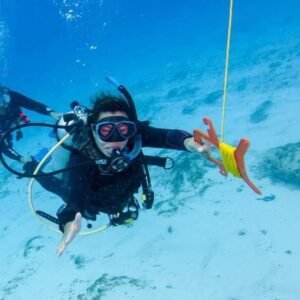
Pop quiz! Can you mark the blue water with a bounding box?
[1,1,300,299]
[1,0,297,109]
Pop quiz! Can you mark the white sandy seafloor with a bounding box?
[1,11,300,300]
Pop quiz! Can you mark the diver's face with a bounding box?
[92,111,129,157]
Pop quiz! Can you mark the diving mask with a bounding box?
[92,116,136,142]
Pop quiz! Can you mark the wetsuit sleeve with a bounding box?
[140,124,192,151]
[56,154,87,232]
[8,89,54,115]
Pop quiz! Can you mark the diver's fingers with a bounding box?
[192,141,211,160]
[64,213,82,245]
[184,137,199,152]
[74,212,82,228]
[196,141,211,153]
[184,137,211,155]
[57,240,66,257]
[57,233,72,257]
[57,213,82,257]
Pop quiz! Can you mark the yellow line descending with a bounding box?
[221,0,234,142]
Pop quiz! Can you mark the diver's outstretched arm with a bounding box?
[57,212,82,257]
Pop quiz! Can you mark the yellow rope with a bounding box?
[221,0,234,142]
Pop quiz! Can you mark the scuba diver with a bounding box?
[7,78,208,257]
[0,85,60,163]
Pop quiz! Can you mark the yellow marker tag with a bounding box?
[219,142,241,178]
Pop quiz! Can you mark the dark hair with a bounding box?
[89,94,132,124]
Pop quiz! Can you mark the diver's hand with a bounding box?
[57,212,82,257]
[49,111,62,120]
[184,137,210,158]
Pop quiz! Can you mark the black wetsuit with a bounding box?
[34,124,192,231]
[0,88,54,161]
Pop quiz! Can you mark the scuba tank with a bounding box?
[50,101,90,179]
